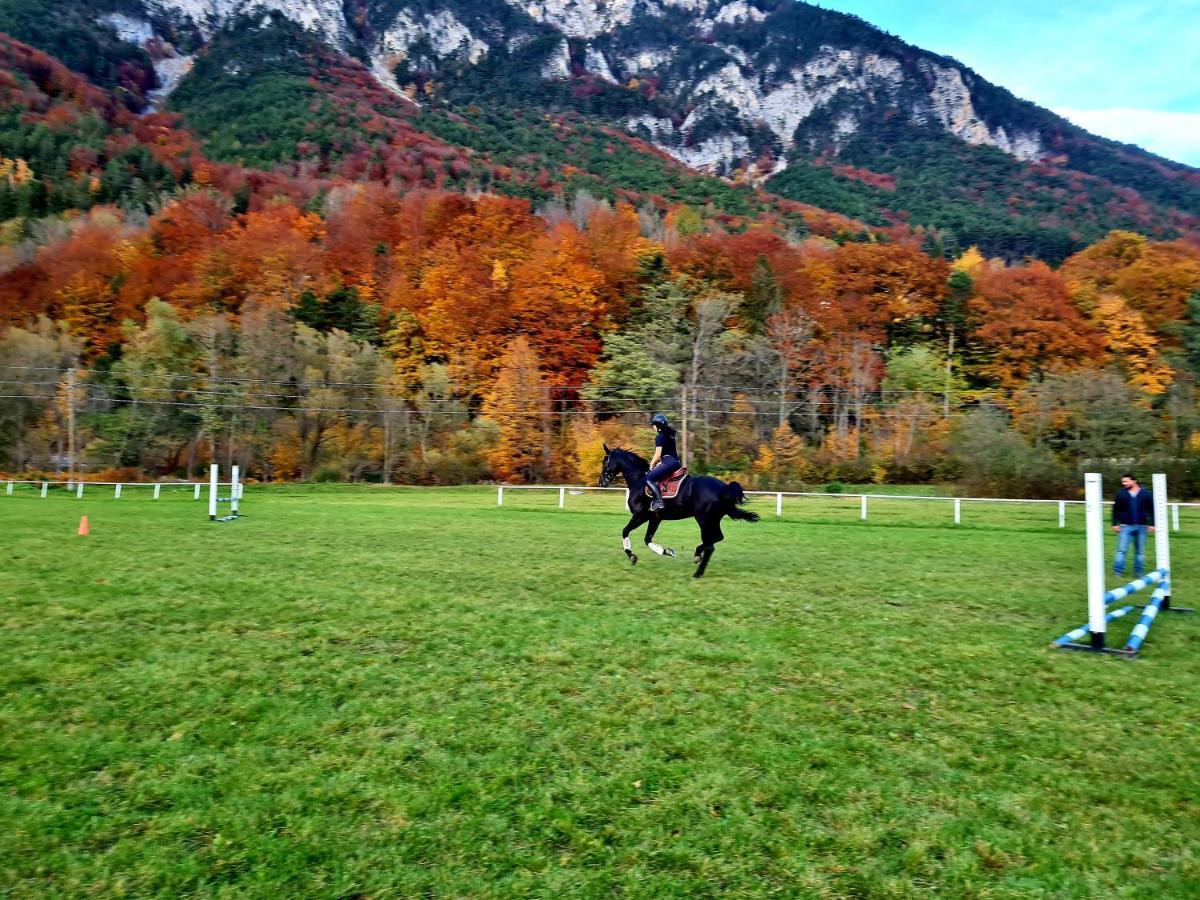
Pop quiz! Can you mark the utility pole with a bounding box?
[680,385,689,466]
[66,367,76,486]
[944,324,955,419]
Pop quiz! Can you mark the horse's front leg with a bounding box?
[621,513,648,565]
[644,517,676,559]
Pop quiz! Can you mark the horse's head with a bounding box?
[598,443,620,487]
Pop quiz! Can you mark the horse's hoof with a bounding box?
[693,555,702,565]
[665,548,676,559]
[692,570,704,579]
[630,554,638,566]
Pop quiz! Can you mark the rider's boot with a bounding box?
[648,479,665,512]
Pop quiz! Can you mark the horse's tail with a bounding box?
[722,481,760,522]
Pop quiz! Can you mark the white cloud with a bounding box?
[1055,107,1200,168]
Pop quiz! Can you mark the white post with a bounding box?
[209,463,218,521]
[40,482,48,499]
[860,495,868,521]
[497,486,504,507]
[776,492,783,518]
[114,484,121,499]
[1153,474,1170,580]
[1059,501,1066,529]
[193,483,202,501]
[954,498,961,525]
[1171,503,1180,533]
[5,481,12,495]
[231,465,240,517]
[558,487,565,509]
[153,483,161,500]
[1084,473,1107,650]
[76,482,84,499]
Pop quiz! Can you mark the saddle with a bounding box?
[645,467,689,501]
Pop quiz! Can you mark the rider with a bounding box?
[646,413,680,512]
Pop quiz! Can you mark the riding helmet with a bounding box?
[650,413,670,428]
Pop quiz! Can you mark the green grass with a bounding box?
[2,485,1199,898]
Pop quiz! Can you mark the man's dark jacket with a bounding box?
[1112,488,1155,526]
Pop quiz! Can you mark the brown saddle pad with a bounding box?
[645,467,689,500]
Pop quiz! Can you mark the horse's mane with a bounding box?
[609,446,649,470]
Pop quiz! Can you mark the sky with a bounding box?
[812,1,1200,167]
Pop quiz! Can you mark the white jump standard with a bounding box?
[1052,473,1192,657]
[208,463,242,523]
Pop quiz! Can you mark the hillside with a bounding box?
[0,0,1195,262]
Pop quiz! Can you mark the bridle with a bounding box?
[599,456,619,488]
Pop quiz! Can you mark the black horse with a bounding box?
[598,444,760,578]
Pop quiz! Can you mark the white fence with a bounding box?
[495,484,1188,532]
[4,478,1188,533]
[2,479,240,501]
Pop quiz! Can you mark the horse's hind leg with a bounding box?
[693,519,723,578]
[644,517,676,559]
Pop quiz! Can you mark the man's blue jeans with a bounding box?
[1114,525,1148,577]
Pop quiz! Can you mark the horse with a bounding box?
[598,444,760,578]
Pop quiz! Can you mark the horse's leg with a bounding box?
[622,513,648,565]
[693,518,724,579]
[644,517,676,559]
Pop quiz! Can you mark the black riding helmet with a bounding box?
[650,413,670,429]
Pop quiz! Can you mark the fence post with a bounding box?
[954,498,961,525]
[1172,503,1180,532]
[776,492,783,518]
[231,465,240,518]
[5,481,12,495]
[559,487,565,509]
[497,486,504,507]
[1059,501,1066,529]
[860,495,868,521]
[114,484,121,499]
[76,482,84,499]
[209,464,218,521]
[193,483,201,501]
[153,483,161,500]
[40,482,48,499]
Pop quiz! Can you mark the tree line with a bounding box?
[2,184,1199,497]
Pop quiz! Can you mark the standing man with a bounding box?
[1112,473,1156,577]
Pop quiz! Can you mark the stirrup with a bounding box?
[650,498,665,511]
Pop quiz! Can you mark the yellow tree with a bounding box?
[481,337,552,483]
[771,423,811,485]
[951,245,986,278]
[1093,294,1173,394]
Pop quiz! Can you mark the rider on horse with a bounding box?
[646,413,681,512]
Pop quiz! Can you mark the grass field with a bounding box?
[2,484,1199,898]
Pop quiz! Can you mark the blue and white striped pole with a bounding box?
[1123,581,1168,654]
[1104,569,1167,605]
[1052,605,1136,647]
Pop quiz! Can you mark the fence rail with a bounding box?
[495,484,1188,531]
[3,479,239,500]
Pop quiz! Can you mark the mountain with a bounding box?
[1,0,1199,261]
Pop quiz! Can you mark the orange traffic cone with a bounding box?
[77,515,89,536]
